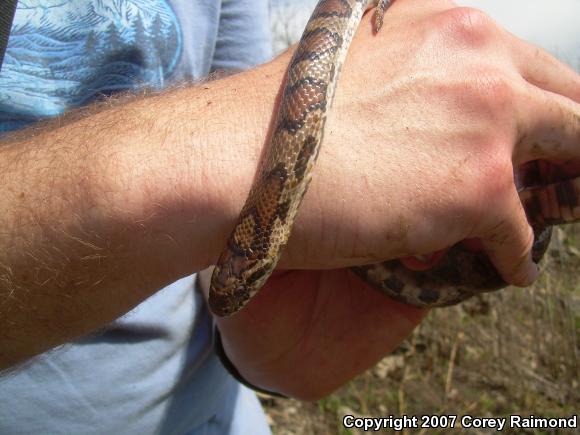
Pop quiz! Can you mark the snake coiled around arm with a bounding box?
[209,0,579,317]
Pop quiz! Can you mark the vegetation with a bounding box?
[262,225,579,433]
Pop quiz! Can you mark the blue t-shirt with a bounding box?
[0,1,273,434]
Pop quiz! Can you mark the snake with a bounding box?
[208,0,580,317]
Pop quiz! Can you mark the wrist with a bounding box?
[95,54,292,273]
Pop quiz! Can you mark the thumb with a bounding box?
[480,190,539,287]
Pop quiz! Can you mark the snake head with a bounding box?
[209,249,254,316]
[209,248,276,316]
[208,281,250,317]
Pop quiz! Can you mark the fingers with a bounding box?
[505,34,580,164]
[515,83,580,163]
[511,38,580,103]
[480,189,539,287]
[399,248,448,271]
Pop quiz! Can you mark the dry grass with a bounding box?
[262,225,579,434]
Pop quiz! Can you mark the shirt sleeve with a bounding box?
[211,0,273,71]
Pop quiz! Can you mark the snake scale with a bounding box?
[209,0,579,317]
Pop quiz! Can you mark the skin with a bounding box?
[0,0,579,399]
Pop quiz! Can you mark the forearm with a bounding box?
[0,56,288,369]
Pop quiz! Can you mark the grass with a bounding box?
[261,225,579,434]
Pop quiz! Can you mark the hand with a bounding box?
[268,0,580,286]
[208,0,580,398]
[201,268,426,400]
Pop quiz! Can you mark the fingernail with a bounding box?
[521,262,539,287]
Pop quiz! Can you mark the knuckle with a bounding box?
[509,222,535,259]
[476,70,515,106]
[483,220,534,286]
[476,155,515,202]
[509,229,535,284]
[523,224,536,252]
[460,69,516,117]
[439,68,515,114]
[438,7,496,47]
[462,156,512,229]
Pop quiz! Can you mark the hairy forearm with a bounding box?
[0,57,288,369]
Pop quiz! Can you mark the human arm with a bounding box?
[1,0,579,389]
[0,67,283,369]
[205,0,580,400]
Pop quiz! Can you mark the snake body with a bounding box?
[208,0,571,317]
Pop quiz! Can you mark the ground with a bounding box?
[261,226,579,434]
